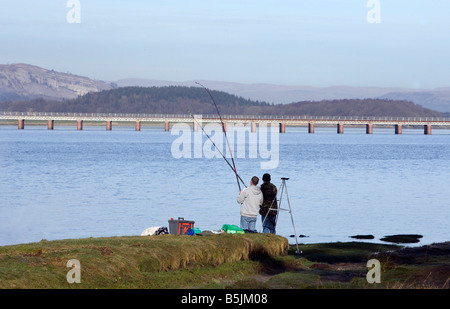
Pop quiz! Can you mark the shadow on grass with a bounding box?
[293,242,401,264]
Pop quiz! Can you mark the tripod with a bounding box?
[262,177,301,254]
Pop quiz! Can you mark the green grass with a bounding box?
[1,236,448,289]
[0,233,288,289]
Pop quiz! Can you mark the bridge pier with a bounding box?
[164,121,169,132]
[47,120,54,130]
[366,123,373,134]
[106,121,112,131]
[222,122,227,133]
[251,122,257,133]
[424,124,432,135]
[18,119,25,130]
[308,123,314,134]
[279,123,286,133]
[337,123,344,134]
[395,124,402,134]
[77,120,83,130]
[135,121,141,131]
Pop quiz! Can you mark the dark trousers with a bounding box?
[261,215,276,234]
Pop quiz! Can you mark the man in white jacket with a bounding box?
[237,176,263,232]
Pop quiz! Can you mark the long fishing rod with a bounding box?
[195,82,242,191]
[189,111,247,189]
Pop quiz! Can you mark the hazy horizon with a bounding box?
[1,1,450,89]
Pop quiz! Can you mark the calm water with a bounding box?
[1,125,449,246]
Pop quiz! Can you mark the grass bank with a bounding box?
[0,233,288,288]
[1,234,449,289]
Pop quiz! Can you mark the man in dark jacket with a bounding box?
[259,173,278,234]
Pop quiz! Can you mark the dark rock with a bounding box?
[380,234,423,244]
[350,235,375,240]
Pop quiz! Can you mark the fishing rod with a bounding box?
[189,111,247,189]
[195,82,242,192]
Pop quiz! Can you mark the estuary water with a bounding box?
[0,124,449,246]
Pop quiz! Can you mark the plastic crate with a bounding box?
[168,217,195,235]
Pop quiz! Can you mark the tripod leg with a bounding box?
[274,180,285,231]
[284,181,301,255]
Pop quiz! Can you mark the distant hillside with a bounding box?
[2,63,449,113]
[379,88,450,114]
[0,86,443,117]
[117,78,450,113]
[271,99,442,117]
[0,63,114,101]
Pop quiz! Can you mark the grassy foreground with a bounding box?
[0,233,287,289]
[0,234,449,289]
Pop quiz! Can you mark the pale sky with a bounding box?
[1,0,450,89]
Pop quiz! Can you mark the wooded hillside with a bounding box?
[0,86,443,117]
